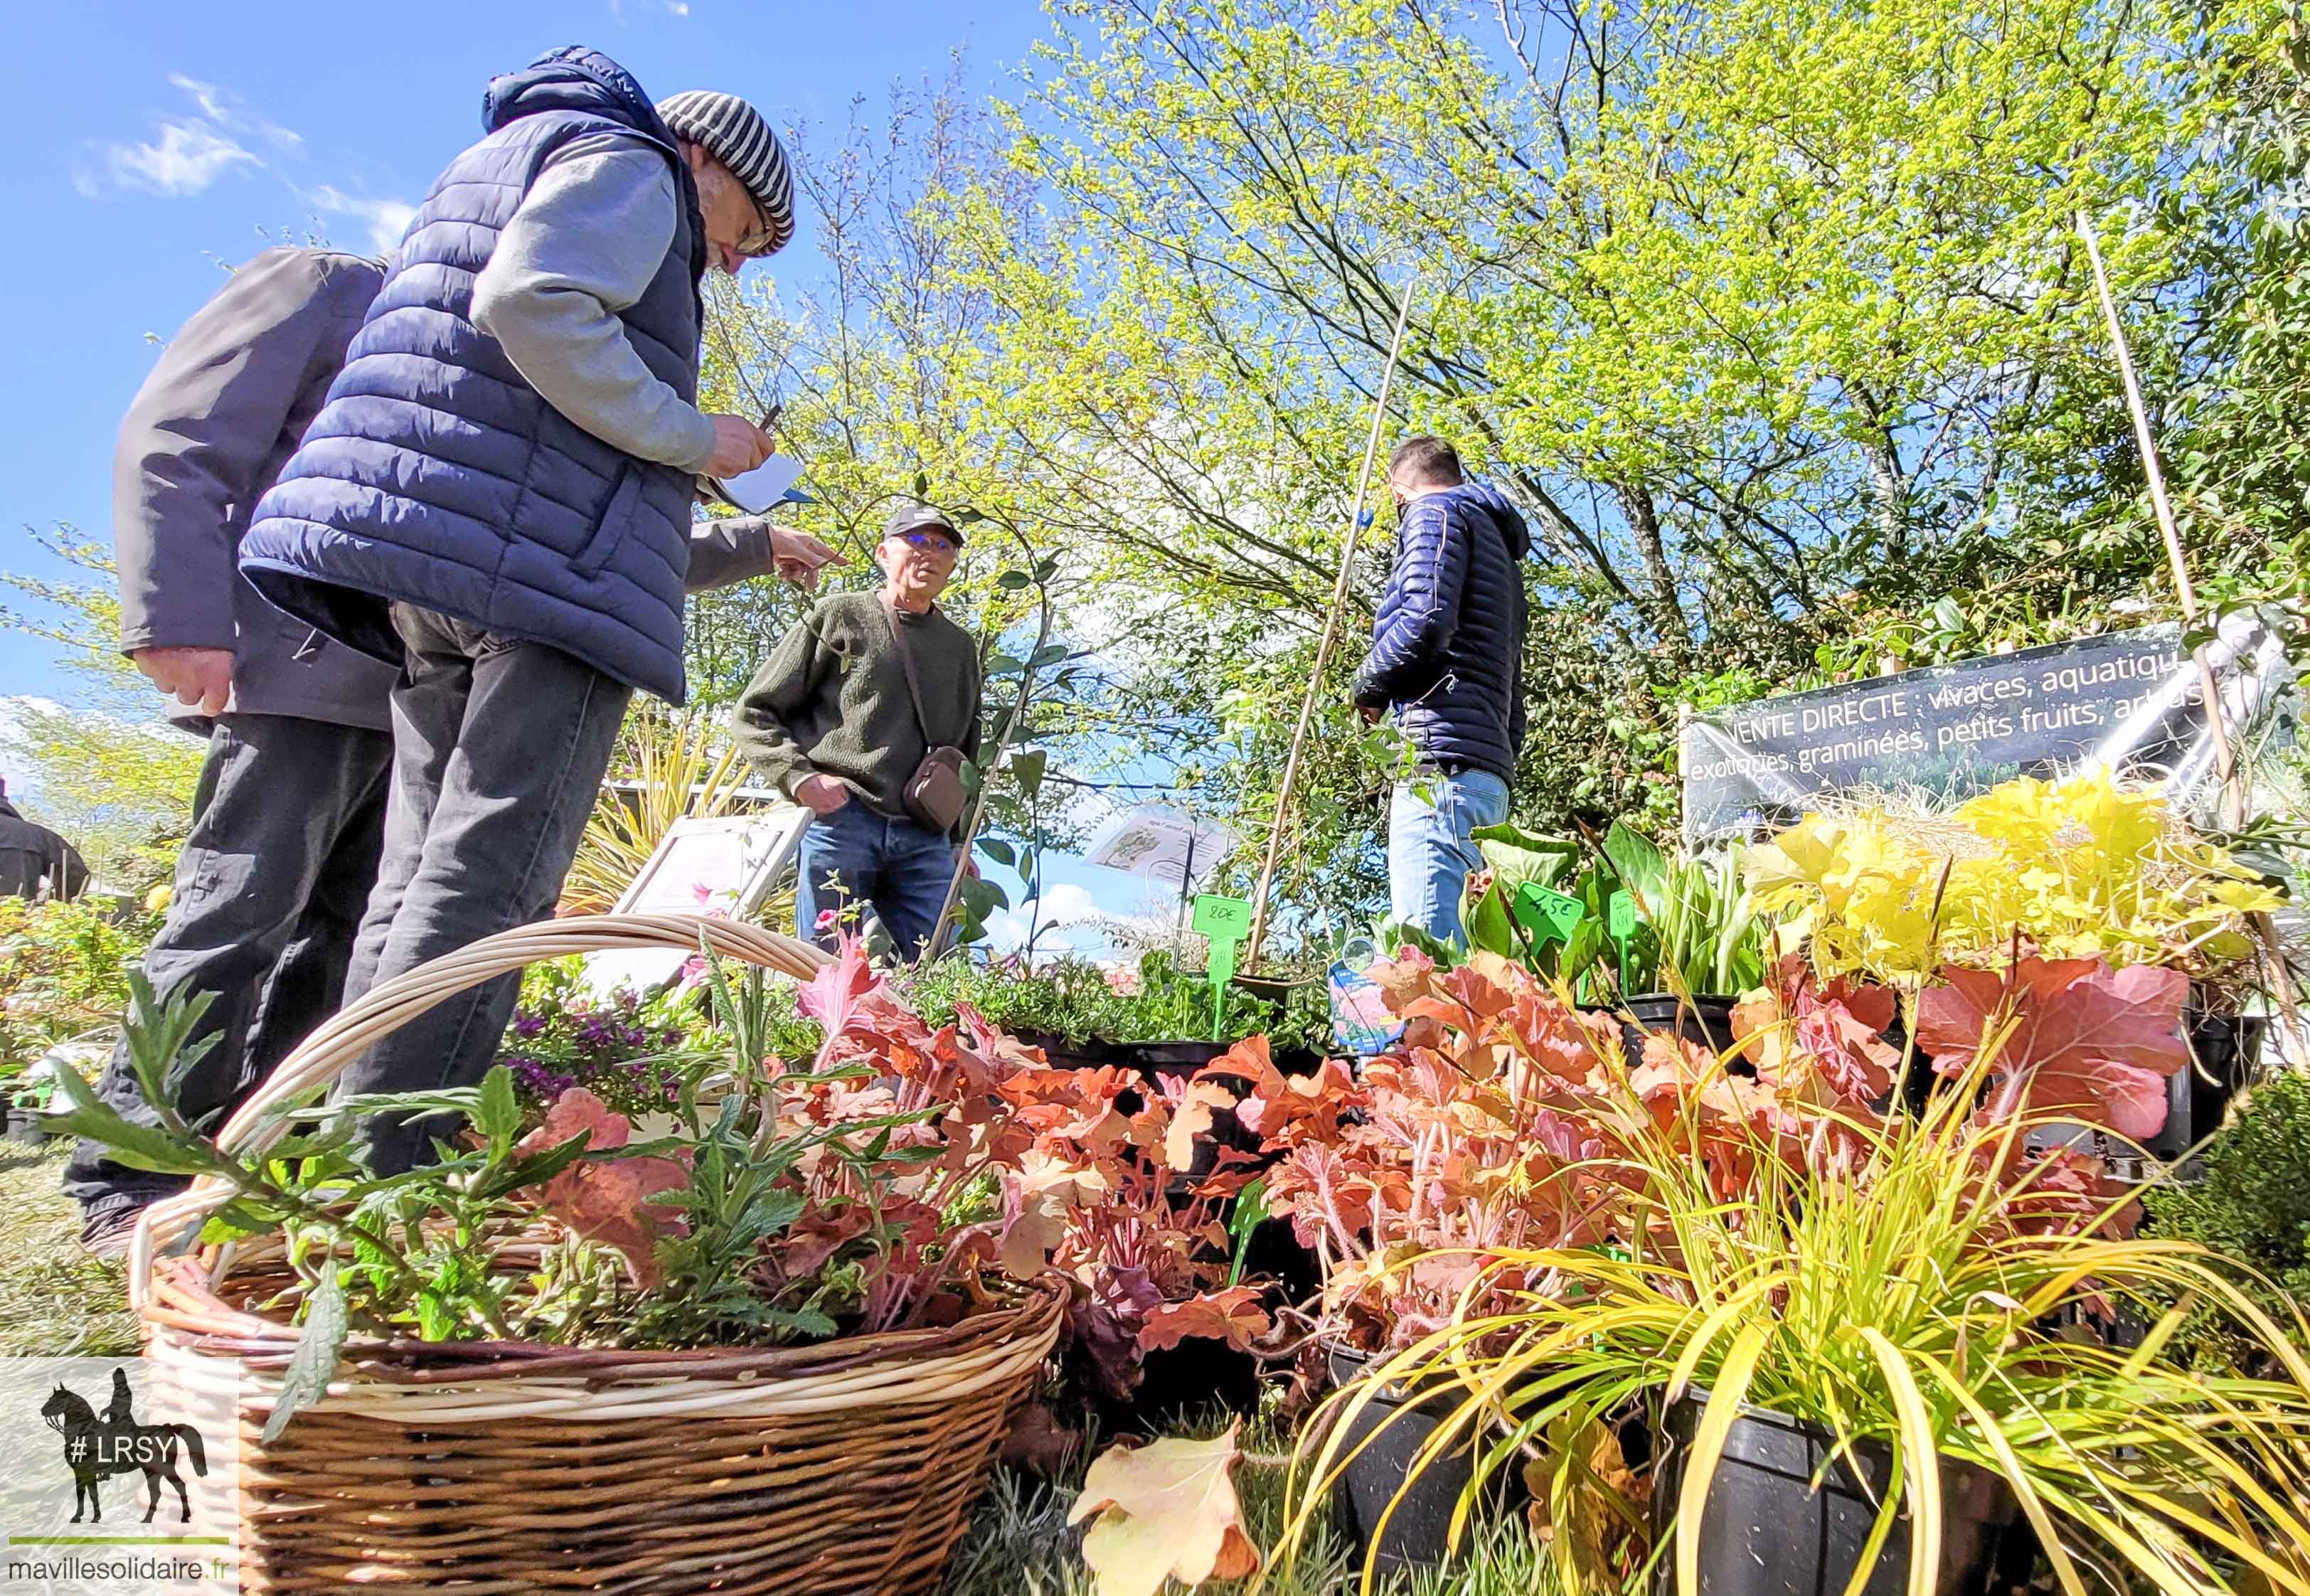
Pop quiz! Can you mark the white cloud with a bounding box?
[304,185,418,253]
[167,73,304,152]
[89,118,258,197]
[78,75,417,257]
[75,73,312,201]
[981,881,1107,953]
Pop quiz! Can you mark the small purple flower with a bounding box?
[512,1015,548,1038]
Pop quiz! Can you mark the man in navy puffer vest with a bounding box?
[1351,436,1533,945]
[240,47,795,1173]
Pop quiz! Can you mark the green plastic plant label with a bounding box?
[1607,890,1636,941]
[1513,882,1584,947]
[1191,893,1253,1041]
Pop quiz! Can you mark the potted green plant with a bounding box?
[53,919,1069,1595]
[1745,767,2285,1155]
[896,951,1331,1071]
[1461,821,1771,1059]
[1267,940,2310,1596]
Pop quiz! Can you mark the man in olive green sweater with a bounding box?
[734,503,982,955]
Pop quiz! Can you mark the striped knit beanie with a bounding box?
[656,90,795,256]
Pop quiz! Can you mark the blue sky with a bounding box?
[0,1,1201,951]
[3,1,1047,704]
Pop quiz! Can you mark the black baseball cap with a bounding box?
[882,501,964,545]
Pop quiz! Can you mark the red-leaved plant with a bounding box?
[1256,942,2166,1361]
[1260,949,1634,1353]
[984,1039,1286,1404]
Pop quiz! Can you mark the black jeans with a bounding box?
[336,605,631,1175]
[65,713,391,1224]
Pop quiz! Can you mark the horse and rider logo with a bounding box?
[38,1366,208,1524]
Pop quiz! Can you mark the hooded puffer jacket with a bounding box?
[240,47,706,703]
[1351,480,1533,782]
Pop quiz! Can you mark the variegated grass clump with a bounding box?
[1277,1028,2310,1596]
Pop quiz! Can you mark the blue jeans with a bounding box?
[1388,767,1510,946]
[796,800,959,959]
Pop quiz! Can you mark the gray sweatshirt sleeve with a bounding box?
[685,516,800,592]
[470,135,718,472]
[115,247,360,655]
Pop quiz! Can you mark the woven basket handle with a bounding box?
[130,913,831,1307]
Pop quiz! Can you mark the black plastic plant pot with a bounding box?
[2144,1009,2268,1166]
[1619,994,1740,1068]
[1230,972,1316,1006]
[1653,1392,2019,1596]
[1006,1028,1127,1072]
[1124,1039,1237,1075]
[1326,1345,1527,1578]
[1095,1336,1265,1438]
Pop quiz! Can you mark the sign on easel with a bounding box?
[1679,615,2294,840]
[580,809,811,994]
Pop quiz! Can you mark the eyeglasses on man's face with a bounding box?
[895,531,958,558]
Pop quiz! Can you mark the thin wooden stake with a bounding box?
[1243,279,1422,971]
[2080,209,2306,1058]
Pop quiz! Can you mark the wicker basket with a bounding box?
[129,913,1065,1595]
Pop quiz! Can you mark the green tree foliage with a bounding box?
[705,0,2287,952]
[1,528,203,892]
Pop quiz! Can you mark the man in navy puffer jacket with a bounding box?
[1351,437,1531,944]
[240,48,799,1174]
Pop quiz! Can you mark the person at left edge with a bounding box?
[239,48,800,1175]
[68,245,828,1250]
[0,778,88,902]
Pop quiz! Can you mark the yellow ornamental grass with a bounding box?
[1746,770,2280,984]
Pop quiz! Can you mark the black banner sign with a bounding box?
[1678,624,2257,841]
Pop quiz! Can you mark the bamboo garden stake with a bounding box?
[2078,210,2307,1059]
[1243,278,1422,971]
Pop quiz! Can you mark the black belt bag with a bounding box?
[885,598,969,834]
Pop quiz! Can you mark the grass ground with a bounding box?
[940,1412,1559,1596]
[0,1136,138,1357]
[0,1133,1547,1592]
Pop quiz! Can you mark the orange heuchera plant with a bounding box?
[1254,941,2174,1360]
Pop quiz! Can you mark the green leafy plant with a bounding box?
[1460,824,1766,1000]
[0,895,159,1081]
[2144,1067,2310,1373]
[1267,951,2310,1596]
[893,952,1332,1056]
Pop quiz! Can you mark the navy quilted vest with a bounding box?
[242,47,705,703]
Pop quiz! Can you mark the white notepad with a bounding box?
[706,455,804,514]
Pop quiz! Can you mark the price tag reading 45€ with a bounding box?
[1513,882,1585,947]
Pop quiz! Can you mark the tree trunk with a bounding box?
[1613,480,1691,651]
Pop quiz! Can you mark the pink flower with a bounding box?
[816,908,840,931]
[1105,967,1141,996]
[691,881,715,905]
